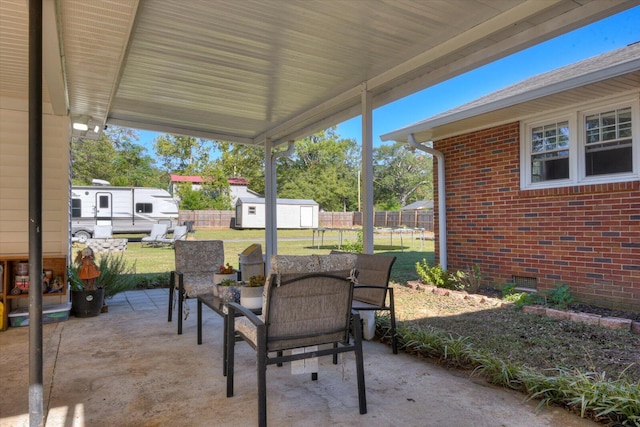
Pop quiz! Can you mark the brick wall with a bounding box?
[433,122,640,311]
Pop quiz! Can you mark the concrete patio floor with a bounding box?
[0,289,599,427]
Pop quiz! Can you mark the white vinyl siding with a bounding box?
[0,109,70,255]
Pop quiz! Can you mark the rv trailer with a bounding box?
[71,181,179,243]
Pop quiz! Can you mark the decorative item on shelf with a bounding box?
[240,274,265,310]
[213,263,237,297]
[216,278,241,304]
[69,249,136,317]
[12,262,30,295]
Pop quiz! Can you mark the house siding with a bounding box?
[433,121,640,311]
[0,109,70,257]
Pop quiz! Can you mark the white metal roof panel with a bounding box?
[2,0,639,145]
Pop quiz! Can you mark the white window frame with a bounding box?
[520,95,639,190]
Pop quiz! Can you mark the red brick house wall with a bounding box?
[433,121,640,311]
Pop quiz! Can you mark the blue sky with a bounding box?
[138,5,640,153]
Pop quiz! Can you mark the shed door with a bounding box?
[300,206,313,227]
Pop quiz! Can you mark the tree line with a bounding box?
[72,126,433,212]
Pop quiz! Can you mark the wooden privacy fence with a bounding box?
[179,210,433,231]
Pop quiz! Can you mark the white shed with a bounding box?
[235,198,319,229]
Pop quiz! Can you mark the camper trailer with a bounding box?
[71,181,179,242]
[235,197,318,229]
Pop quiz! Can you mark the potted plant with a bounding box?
[95,253,137,312]
[240,274,265,309]
[69,250,137,317]
[213,263,237,296]
[216,278,241,304]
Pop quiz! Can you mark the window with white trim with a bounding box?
[521,97,639,189]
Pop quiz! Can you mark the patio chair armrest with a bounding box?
[227,302,264,327]
[353,284,391,290]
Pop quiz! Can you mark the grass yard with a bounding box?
[102,227,433,285]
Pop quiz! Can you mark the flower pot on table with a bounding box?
[240,286,264,310]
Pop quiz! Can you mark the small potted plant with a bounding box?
[216,278,241,303]
[69,249,137,317]
[213,263,237,297]
[240,274,265,310]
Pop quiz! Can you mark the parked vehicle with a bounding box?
[71,180,179,243]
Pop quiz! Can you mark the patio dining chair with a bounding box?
[331,251,398,353]
[141,223,169,247]
[168,239,225,334]
[226,271,367,427]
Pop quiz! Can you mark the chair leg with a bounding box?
[177,277,184,335]
[389,289,398,354]
[352,312,367,414]
[168,271,174,322]
[257,328,267,427]
[226,313,235,397]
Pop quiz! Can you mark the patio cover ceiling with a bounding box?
[2,0,639,146]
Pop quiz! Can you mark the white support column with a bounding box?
[361,85,374,254]
[264,138,277,269]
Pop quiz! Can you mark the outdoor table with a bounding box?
[197,293,261,376]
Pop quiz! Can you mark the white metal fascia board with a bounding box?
[381,56,640,143]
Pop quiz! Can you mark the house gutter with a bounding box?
[407,134,447,270]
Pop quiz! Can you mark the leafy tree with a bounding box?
[154,134,212,175]
[373,142,433,210]
[277,128,359,211]
[72,127,163,187]
[216,142,266,195]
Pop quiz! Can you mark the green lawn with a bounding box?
[101,228,434,286]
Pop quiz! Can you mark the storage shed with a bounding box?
[235,198,319,229]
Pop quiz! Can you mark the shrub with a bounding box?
[340,231,363,253]
[415,260,481,291]
[547,283,573,309]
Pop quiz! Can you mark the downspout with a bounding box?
[407,134,447,270]
[265,140,295,270]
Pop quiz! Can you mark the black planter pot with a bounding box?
[71,288,105,318]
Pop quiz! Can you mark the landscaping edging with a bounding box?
[406,280,640,335]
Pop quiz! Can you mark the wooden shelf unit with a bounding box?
[0,255,67,331]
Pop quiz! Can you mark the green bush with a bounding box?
[340,231,363,253]
[547,283,573,309]
[501,283,542,309]
[415,260,473,291]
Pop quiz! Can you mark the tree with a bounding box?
[373,142,433,210]
[216,142,266,195]
[154,134,212,175]
[72,127,162,187]
[277,128,359,211]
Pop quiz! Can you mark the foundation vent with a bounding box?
[511,275,537,293]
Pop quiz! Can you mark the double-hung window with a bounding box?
[521,96,639,189]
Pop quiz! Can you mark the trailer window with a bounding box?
[136,203,153,213]
[248,206,256,215]
[99,195,109,208]
[71,199,81,218]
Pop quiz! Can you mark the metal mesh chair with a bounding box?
[168,240,225,334]
[226,271,366,427]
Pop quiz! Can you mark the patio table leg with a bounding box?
[223,313,228,376]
